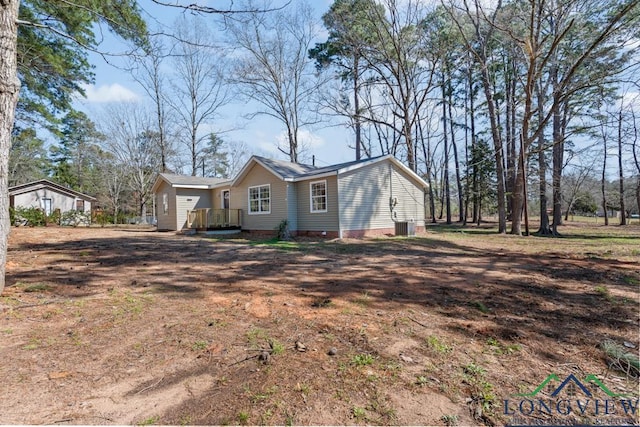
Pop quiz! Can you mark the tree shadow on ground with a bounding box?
[7,232,638,353]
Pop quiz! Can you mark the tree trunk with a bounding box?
[354,54,361,161]
[511,149,525,235]
[618,109,626,225]
[463,64,472,226]
[505,66,516,222]
[438,164,445,220]
[564,197,573,221]
[404,113,415,172]
[419,117,436,223]
[602,134,609,226]
[448,84,464,222]
[479,63,507,233]
[0,0,21,295]
[191,125,197,176]
[551,86,564,234]
[155,82,167,173]
[140,199,147,223]
[633,111,639,221]
[536,83,551,235]
[470,70,479,225]
[636,178,640,222]
[287,126,298,163]
[441,76,451,225]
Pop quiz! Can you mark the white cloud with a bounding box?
[299,129,326,149]
[80,83,139,103]
[276,129,325,150]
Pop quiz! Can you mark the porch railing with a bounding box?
[186,209,242,229]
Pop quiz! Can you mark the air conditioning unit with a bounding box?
[395,221,416,237]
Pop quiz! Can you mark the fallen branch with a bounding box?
[408,317,430,328]
[135,376,165,395]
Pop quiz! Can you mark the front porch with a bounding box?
[186,208,242,230]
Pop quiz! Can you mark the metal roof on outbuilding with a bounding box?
[9,179,96,201]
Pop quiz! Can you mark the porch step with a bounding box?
[199,229,242,236]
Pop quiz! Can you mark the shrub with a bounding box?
[47,209,61,225]
[60,210,91,227]
[275,219,291,241]
[93,210,111,226]
[13,207,47,226]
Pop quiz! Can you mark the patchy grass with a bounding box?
[191,340,208,351]
[1,225,638,426]
[22,283,52,293]
[351,353,375,367]
[426,335,453,354]
[137,416,159,426]
[486,337,521,355]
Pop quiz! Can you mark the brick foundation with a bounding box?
[243,226,425,239]
[292,230,340,239]
[341,226,425,238]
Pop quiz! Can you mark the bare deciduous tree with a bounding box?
[170,16,230,176]
[100,103,162,222]
[226,1,322,163]
[359,0,438,172]
[131,37,176,173]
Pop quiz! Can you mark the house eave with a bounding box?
[152,174,231,193]
[231,156,286,187]
[336,155,429,189]
[172,184,211,190]
[289,171,337,182]
[8,180,96,201]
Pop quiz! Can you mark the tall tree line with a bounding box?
[1,0,639,295]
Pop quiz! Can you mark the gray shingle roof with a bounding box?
[252,156,318,179]
[253,155,388,179]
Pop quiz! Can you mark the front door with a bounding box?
[222,190,230,225]
[43,198,52,216]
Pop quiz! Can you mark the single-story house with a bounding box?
[9,179,95,216]
[153,155,428,238]
[152,173,231,232]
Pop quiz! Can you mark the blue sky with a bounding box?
[74,0,357,169]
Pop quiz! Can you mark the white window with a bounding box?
[248,184,270,214]
[310,180,327,213]
[162,193,169,215]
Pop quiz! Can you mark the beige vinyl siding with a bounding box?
[176,188,212,230]
[337,160,425,232]
[389,166,426,225]
[211,188,230,210]
[156,181,177,230]
[229,163,288,230]
[13,190,90,214]
[296,176,339,232]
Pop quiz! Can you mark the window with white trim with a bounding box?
[248,184,270,214]
[310,180,327,213]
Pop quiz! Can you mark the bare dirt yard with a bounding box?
[1,223,638,426]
